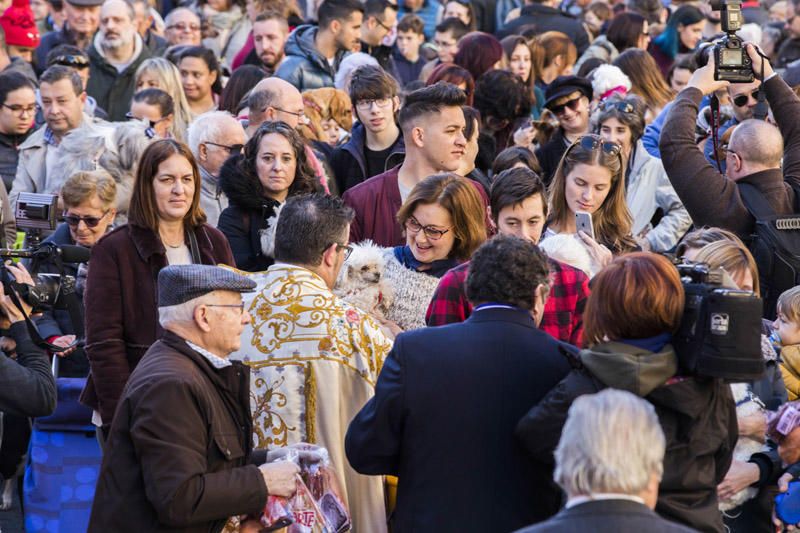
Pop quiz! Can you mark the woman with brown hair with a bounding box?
[501,35,544,119]
[529,31,578,89]
[614,48,674,118]
[544,134,637,272]
[362,173,486,331]
[517,252,737,533]
[82,139,234,439]
[218,121,320,272]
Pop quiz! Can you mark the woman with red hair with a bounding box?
[516,252,737,533]
[425,63,475,106]
[453,32,504,85]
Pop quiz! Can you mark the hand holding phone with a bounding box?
[575,211,595,241]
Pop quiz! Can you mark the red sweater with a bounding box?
[342,165,490,247]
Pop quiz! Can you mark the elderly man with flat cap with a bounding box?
[88,264,299,533]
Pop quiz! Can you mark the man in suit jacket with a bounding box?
[514,389,698,533]
[345,235,572,532]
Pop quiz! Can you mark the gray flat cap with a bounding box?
[157,265,256,307]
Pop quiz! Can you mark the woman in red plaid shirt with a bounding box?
[426,166,590,346]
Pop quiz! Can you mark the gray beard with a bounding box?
[100,34,132,53]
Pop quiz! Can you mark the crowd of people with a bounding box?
[2,0,800,530]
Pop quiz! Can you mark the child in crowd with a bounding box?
[774,286,800,400]
[393,14,427,87]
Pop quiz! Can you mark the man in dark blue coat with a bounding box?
[345,235,572,533]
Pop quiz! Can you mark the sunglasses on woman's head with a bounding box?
[600,101,635,114]
[733,89,760,108]
[564,135,623,167]
[549,96,583,116]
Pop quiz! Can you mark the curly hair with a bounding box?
[466,235,550,310]
[238,121,319,200]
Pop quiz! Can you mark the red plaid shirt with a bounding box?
[425,259,590,346]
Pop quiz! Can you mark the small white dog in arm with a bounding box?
[333,240,394,320]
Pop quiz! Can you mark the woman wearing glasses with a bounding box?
[543,133,638,275]
[378,173,486,331]
[595,94,691,252]
[33,170,117,377]
[218,121,320,272]
[82,139,234,441]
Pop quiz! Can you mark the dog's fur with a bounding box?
[719,382,768,512]
[539,233,599,278]
[333,240,394,319]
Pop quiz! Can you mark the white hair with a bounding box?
[554,389,666,496]
[186,111,243,160]
[335,53,380,92]
[158,292,218,328]
[164,6,200,26]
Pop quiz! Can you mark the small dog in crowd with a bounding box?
[718,382,768,512]
[333,240,394,320]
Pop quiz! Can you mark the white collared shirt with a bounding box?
[565,493,646,509]
[186,340,232,369]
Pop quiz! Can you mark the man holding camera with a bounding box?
[660,43,800,242]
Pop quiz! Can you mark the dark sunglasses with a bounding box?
[63,211,109,228]
[601,100,635,114]
[205,141,244,155]
[564,134,623,163]
[51,54,89,68]
[733,89,760,108]
[549,96,583,116]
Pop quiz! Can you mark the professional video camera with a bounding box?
[672,262,764,381]
[709,0,754,82]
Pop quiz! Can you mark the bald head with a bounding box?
[729,119,783,169]
[250,77,304,129]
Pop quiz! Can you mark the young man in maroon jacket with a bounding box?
[342,81,488,246]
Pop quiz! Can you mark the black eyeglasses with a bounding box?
[63,210,110,228]
[732,89,760,108]
[564,134,623,164]
[52,54,89,68]
[374,16,393,31]
[404,217,451,241]
[204,141,244,155]
[272,106,306,120]
[1,103,38,117]
[600,100,635,114]
[549,96,583,116]
[334,243,353,260]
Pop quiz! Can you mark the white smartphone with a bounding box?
[575,211,595,240]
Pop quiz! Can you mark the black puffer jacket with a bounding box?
[217,155,280,272]
[516,341,737,533]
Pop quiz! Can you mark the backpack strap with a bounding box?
[738,181,777,219]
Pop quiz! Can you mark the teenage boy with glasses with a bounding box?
[330,64,405,193]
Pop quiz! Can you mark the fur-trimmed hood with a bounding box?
[218,154,279,212]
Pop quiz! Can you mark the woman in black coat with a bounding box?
[516,253,737,533]
[217,121,320,272]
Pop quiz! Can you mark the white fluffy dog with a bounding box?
[538,233,598,278]
[333,240,394,319]
[718,382,768,512]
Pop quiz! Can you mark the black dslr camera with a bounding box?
[672,262,764,381]
[710,0,754,82]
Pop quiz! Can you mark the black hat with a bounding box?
[544,76,593,110]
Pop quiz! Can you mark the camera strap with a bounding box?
[710,94,724,174]
[753,51,768,121]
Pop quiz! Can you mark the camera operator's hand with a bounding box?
[4,261,35,287]
[744,42,774,81]
[687,51,730,96]
[51,335,77,357]
[0,283,32,324]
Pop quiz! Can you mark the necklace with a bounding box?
[160,232,185,249]
[165,242,184,249]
